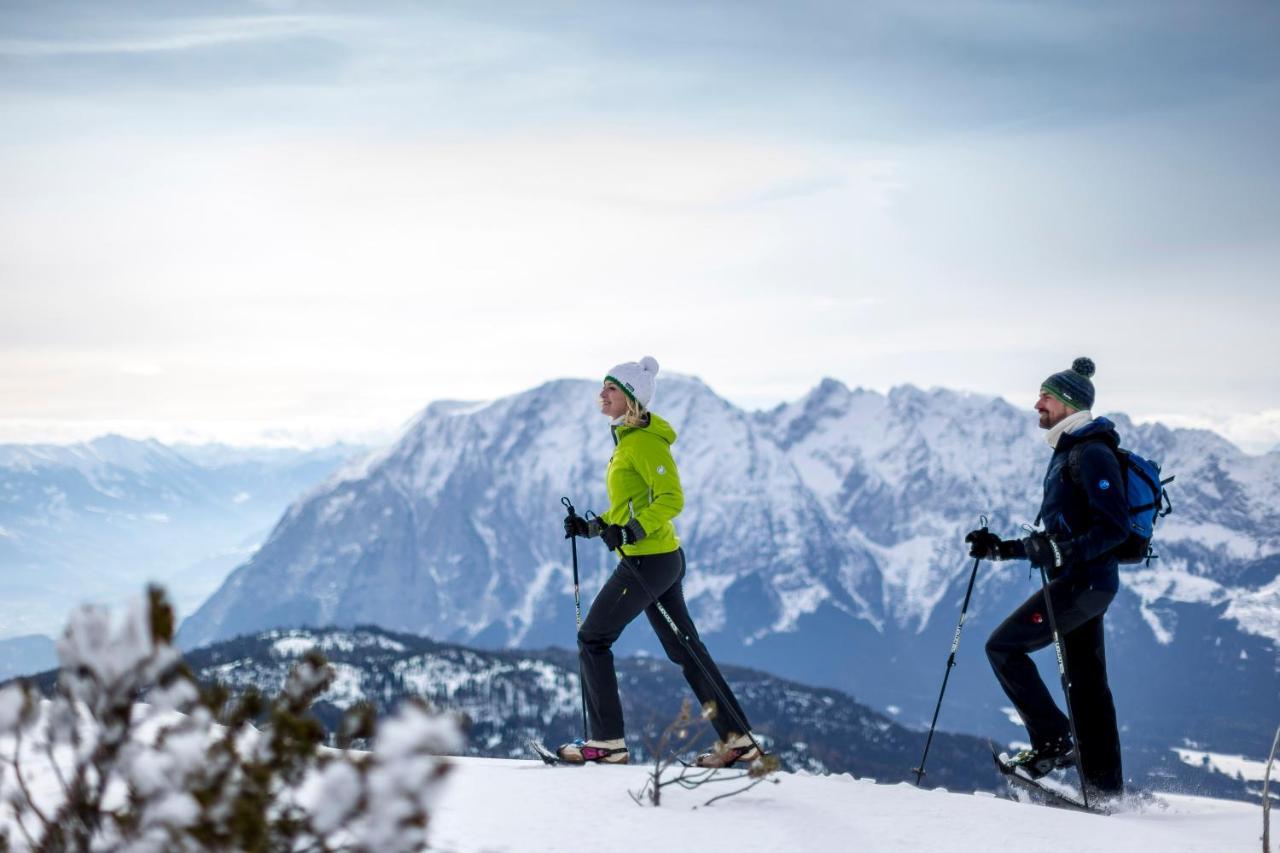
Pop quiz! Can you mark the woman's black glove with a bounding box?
[600,519,646,551]
[564,514,603,539]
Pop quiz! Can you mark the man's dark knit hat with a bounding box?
[1042,357,1096,410]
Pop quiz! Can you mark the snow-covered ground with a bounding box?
[1,731,1262,851]
[430,757,1262,853]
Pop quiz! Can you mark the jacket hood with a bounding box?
[619,412,677,445]
[1058,415,1120,451]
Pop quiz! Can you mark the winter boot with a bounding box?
[1004,735,1075,780]
[695,732,761,768]
[555,738,629,765]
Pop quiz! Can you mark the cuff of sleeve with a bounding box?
[624,518,646,544]
[997,538,1027,561]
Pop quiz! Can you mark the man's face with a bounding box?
[1035,389,1075,429]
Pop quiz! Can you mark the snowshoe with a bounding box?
[695,733,761,768]
[999,735,1075,780]
[554,738,629,765]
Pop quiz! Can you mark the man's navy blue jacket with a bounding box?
[1037,417,1131,593]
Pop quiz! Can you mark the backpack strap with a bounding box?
[1065,439,1129,509]
[1036,442,1086,527]
[1066,443,1085,486]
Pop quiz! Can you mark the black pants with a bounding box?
[577,548,750,742]
[986,575,1123,794]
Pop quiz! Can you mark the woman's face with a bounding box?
[599,381,630,418]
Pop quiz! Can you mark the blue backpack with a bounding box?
[1068,444,1174,565]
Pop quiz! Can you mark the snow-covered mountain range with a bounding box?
[0,437,358,639]
[178,376,1280,762]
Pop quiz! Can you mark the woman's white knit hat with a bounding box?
[604,356,660,408]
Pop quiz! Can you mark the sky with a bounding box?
[2,0,1279,451]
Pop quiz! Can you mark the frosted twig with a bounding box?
[42,734,70,799]
[701,775,777,808]
[10,727,52,831]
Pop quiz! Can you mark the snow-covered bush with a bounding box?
[0,586,462,852]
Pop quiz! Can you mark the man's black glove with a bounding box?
[600,519,646,551]
[564,514,603,539]
[1021,532,1065,569]
[964,528,1000,559]
[965,529,1028,561]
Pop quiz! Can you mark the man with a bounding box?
[965,357,1128,800]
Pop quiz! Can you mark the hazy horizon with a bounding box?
[1,371,1275,455]
[4,2,1278,453]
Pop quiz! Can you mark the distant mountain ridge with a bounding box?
[0,635,55,681]
[185,625,1000,789]
[178,376,1280,762]
[0,436,359,642]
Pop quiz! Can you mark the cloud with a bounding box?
[0,14,355,57]
[0,1,1276,444]
[1135,411,1280,456]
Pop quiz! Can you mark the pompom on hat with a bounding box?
[605,356,660,408]
[1041,357,1096,411]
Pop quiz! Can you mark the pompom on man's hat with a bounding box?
[1041,357,1097,411]
[605,356,660,408]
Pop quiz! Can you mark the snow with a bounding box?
[0,694,1262,853]
[427,757,1260,853]
[269,629,409,658]
[1222,575,1280,644]
[1125,568,1229,645]
[1000,706,1024,726]
[1160,521,1269,561]
[860,529,956,632]
[319,662,366,708]
[1173,748,1273,783]
[769,580,830,634]
[508,560,560,646]
[318,490,357,524]
[272,636,318,656]
[0,684,26,730]
[1126,566,1280,646]
[0,697,458,852]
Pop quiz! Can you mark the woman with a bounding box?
[558,356,760,767]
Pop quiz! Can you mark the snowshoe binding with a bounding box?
[695,733,762,768]
[554,738,629,765]
[999,735,1075,780]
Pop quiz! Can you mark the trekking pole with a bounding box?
[562,496,589,741]
[611,546,765,761]
[913,515,988,786]
[1035,561,1092,810]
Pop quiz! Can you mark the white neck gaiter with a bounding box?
[1045,410,1093,449]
